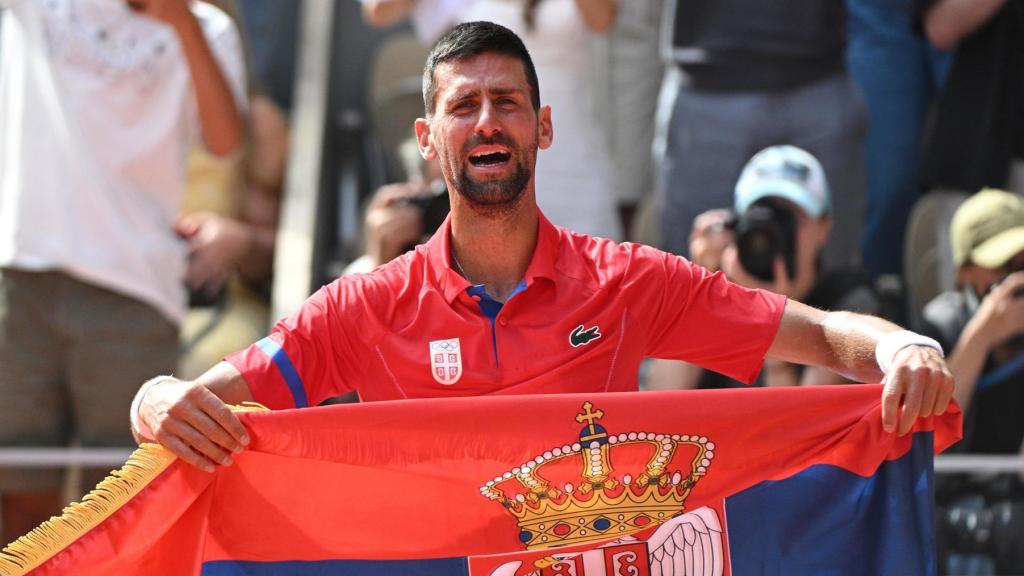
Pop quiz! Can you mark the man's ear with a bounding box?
[537,105,553,150]
[415,118,437,160]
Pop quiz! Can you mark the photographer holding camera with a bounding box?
[922,189,1024,454]
[649,146,878,389]
[921,188,1024,576]
[343,142,450,276]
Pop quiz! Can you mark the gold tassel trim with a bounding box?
[0,403,268,576]
[0,443,176,576]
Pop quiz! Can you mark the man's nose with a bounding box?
[474,100,501,137]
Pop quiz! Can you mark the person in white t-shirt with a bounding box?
[0,0,245,542]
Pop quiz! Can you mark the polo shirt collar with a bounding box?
[424,210,561,304]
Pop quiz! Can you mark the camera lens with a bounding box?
[734,201,797,282]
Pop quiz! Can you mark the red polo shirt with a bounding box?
[226,212,786,409]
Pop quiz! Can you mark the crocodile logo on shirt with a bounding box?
[569,324,602,348]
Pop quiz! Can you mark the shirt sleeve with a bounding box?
[642,249,787,384]
[204,15,248,111]
[225,283,359,409]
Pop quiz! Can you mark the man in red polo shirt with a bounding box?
[132,21,954,473]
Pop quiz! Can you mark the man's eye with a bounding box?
[453,101,475,112]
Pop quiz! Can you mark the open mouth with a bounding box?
[468,151,511,167]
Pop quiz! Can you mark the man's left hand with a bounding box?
[881,345,955,436]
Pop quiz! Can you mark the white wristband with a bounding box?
[130,375,176,442]
[875,330,944,373]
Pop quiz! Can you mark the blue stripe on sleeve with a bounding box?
[255,337,310,408]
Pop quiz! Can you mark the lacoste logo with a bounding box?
[569,324,602,348]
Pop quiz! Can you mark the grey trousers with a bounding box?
[656,73,868,269]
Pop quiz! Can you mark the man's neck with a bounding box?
[449,202,538,302]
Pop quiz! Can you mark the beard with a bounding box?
[448,133,534,217]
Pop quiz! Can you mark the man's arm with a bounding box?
[133,362,253,472]
[945,272,1024,411]
[768,300,954,435]
[133,0,243,156]
[575,0,617,33]
[921,0,1006,50]
[361,0,415,28]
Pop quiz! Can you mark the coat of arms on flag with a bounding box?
[430,338,463,385]
[478,401,724,575]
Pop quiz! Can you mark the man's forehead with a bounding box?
[435,54,530,98]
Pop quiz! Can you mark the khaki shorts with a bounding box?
[0,269,178,491]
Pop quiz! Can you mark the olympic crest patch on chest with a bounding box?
[429,338,464,385]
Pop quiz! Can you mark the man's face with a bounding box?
[415,53,552,217]
[962,250,1024,296]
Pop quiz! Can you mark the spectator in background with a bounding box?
[0,0,244,542]
[846,0,952,288]
[177,91,288,379]
[343,139,448,276]
[361,0,623,241]
[656,0,867,271]
[916,0,1024,197]
[648,146,877,390]
[237,0,298,112]
[591,0,663,240]
[922,189,1024,454]
[175,0,292,380]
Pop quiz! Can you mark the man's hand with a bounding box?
[969,271,1024,349]
[137,378,250,472]
[881,345,955,436]
[688,209,734,272]
[365,183,428,267]
[176,212,252,298]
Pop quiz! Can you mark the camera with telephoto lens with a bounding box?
[725,199,798,283]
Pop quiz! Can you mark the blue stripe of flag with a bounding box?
[256,337,310,408]
[201,558,468,575]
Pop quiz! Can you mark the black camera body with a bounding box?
[401,189,450,236]
[397,183,451,254]
[726,199,798,283]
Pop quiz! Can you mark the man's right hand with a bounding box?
[137,378,250,472]
[688,209,735,272]
[972,271,1024,349]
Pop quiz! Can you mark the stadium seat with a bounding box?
[903,189,969,331]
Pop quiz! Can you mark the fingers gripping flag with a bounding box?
[0,385,960,576]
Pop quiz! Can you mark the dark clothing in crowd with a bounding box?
[658,0,865,271]
[917,0,1024,191]
[667,0,846,92]
[923,291,1024,454]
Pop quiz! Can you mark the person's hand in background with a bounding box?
[176,212,252,299]
[688,209,735,273]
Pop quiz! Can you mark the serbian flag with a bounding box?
[0,385,959,576]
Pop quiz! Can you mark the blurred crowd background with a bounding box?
[1,0,1024,572]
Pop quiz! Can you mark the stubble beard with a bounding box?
[449,134,535,218]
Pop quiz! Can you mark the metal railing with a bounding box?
[0,449,1019,473]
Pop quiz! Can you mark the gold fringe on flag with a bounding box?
[0,443,176,576]
[0,403,267,576]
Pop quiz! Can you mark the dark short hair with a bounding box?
[422,21,541,116]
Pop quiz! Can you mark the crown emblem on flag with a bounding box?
[479,401,715,550]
